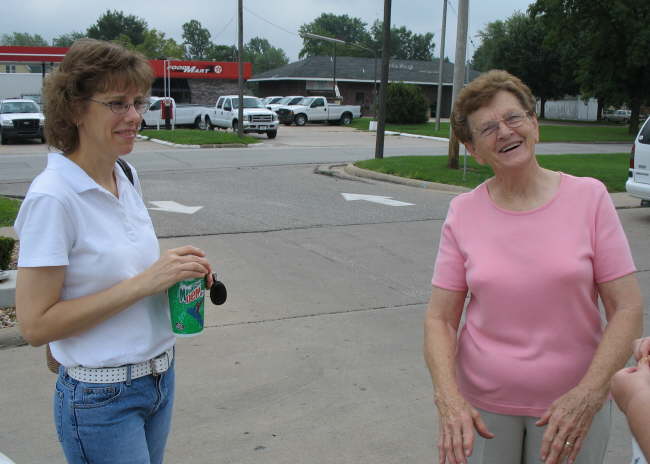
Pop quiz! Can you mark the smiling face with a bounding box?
[464,90,540,172]
[76,88,146,160]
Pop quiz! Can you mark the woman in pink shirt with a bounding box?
[423,70,643,464]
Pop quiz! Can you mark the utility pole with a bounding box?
[374,0,392,159]
[237,0,244,138]
[447,0,469,169]
[435,0,448,131]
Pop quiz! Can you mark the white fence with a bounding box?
[536,97,598,121]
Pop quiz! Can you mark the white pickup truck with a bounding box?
[277,96,361,126]
[141,97,210,129]
[0,98,45,144]
[207,95,279,138]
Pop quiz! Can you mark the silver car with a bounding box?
[603,109,631,123]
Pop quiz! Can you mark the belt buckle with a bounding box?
[150,358,160,377]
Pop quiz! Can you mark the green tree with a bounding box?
[182,20,212,59]
[298,13,372,58]
[369,21,435,60]
[136,29,185,59]
[471,12,578,118]
[471,21,508,72]
[243,37,289,74]
[0,32,48,46]
[86,10,148,45]
[52,32,86,47]
[386,82,429,124]
[205,44,237,61]
[531,0,650,133]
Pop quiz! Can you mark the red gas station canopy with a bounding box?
[0,46,252,79]
[0,46,68,63]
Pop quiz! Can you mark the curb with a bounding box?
[319,163,645,210]
[137,135,248,149]
[0,270,16,307]
[0,325,26,350]
[342,164,471,194]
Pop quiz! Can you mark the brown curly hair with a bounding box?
[42,38,153,154]
[451,70,536,144]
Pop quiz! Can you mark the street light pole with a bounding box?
[301,32,346,99]
[301,31,382,156]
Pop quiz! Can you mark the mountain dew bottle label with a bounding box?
[167,277,205,337]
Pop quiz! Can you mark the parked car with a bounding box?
[277,96,361,126]
[625,116,650,205]
[141,96,211,129]
[266,95,304,113]
[0,98,45,144]
[603,109,631,123]
[208,95,279,138]
[261,96,283,106]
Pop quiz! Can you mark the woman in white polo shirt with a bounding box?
[14,39,213,464]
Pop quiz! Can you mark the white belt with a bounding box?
[66,348,174,384]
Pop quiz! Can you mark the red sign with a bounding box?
[0,46,252,80]
[0,46,68,63]
[149,60,252,80]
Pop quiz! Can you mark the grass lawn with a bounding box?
[355,153,630,192]
[351,117,636,143]
[0,196,21,228]
[140,129,260,145]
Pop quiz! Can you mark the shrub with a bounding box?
[0,236,15,270]
[385,82,429,124]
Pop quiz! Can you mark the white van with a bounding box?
[626,117,650,205]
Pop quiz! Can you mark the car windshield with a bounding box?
[288,97,303,105]
[299,97,315,106]
[232,97,263,109]
[1,101,40,114]
[269,97,283,104]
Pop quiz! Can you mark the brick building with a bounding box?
[249,55,479,117]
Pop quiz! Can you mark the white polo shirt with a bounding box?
[15,153,175,368]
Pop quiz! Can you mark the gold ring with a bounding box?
[564,441,574,447]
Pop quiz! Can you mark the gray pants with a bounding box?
[467,401,611,464]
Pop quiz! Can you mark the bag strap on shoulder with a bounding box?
[116,158,134,186]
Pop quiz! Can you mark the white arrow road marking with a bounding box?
[148,201,203,214]
[341,193,415,206]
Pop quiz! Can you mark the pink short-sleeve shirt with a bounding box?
[432,173,636,417]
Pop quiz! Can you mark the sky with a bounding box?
[2,0,535,63]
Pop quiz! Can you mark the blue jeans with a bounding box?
[53,362,175,464]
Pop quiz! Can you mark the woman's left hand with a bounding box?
[535,385,608,464]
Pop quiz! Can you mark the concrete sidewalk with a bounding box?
[0,169,646,462]
[1,222,643,463]
[0,171,645,349]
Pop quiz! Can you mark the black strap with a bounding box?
[116,158,134,185]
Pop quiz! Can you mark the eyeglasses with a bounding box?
[87,98,150,115]
[472,111,531,138]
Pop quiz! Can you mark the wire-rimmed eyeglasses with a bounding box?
[87,98,150,115]
[472,111,532,138]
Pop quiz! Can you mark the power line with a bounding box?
[212,15,236,41]
[242,6,301,38]
[447,0,458,16]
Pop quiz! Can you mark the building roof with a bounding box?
[249,55,479,86]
